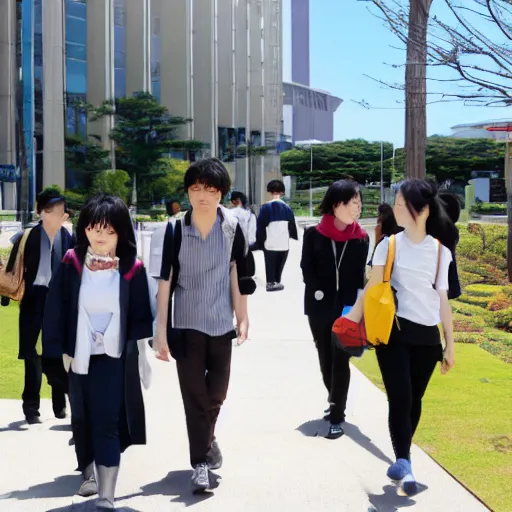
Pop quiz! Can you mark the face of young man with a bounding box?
[188,183,222,213]
[40,202,68,232]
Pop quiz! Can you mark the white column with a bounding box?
[42,0,66,189]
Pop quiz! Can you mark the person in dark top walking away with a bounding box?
[153,158,256,494]
[256,179,298,291]
[300,180,369,440]
[369,203,403,266]
[1,187,75,425]
[345,179,456,497]
[439,192,462,299]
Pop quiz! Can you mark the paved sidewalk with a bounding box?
[0,230,489,511]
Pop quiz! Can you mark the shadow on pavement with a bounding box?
[296,420,394,466]
[343,422,394,466]
[367,483,428,512]
[0,420,28,433]
[50,424,73,432]
[0,474,80,500]
[47,503,142,512]
[117,469,221,507]
[296,419,324,437]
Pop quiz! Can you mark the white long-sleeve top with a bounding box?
[71,266,122,375]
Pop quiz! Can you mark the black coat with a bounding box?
[42,250,154,451]
[301,227,369,319]
[2,222,75,300]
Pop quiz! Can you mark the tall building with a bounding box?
[0,0,282,212]
[281,0,342,144]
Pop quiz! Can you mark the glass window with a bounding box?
[66,0,86,19]
[114,0,126,26]
[34,34,43,66]
[114,25,125,53]
[115,68,126,98]
[66,58,87,94]
[152,81,161,103]
[66,42,86,61]
[66,17,86,45]
[115,51,125,69]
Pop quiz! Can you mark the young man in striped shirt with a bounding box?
[153,158,255,493]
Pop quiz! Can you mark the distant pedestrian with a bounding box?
[369,203,403,265]
[300,180,368,439]
[256,180,298,291]
[153,158,256,493]
[42,194,153,508]
[229,191,256,246]
[345,179,456,497]
[166,199,186,220]
[1,187,74,425]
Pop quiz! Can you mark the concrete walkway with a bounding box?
[0,229,489,511]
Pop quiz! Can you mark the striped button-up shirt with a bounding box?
[174,214,234,336]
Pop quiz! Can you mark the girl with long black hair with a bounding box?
[301,180,369,439]
[346,179,456,497]
[42,194,153,510]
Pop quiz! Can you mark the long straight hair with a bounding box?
[399,179,457,250]
[75,194,137,273]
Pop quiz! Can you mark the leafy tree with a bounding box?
[146,157,189,202]
[88,91,205,204]
[65,134,111,188]
[91,170,131,203]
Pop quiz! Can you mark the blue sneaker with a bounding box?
[387,458,411,481]
[398,472,418,497]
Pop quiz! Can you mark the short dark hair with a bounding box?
[165,199,180,217]
[378,203,402,237]
[230,191,248,207]
[319,180,362,216]
[184,158,231,198]
[267,180,285,194]
[36,187,66,214]
[439,192,461,224]
[75,194,137,271]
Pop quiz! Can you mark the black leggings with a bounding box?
[376,320,443,461]
[308,315,350,424]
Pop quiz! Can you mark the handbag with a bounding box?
[0,229,31,301]
[332,316,368,357]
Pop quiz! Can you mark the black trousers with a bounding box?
[264,250,288,284]
[19,286,67,419]
[176,330,233,467]
[308,315,350,424]
[376,321,443,460]
[69,355,124,470]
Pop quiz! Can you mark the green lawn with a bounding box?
[353,345,512,512]
[0,302,51,399]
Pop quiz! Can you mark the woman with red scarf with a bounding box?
[300,180,369,439]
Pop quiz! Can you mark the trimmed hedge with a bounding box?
[464,284,505,297]
[471,202,506,215]
[458,294,492,309]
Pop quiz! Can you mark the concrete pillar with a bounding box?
[0,0,18,209]
[160,0,191,138]
[87,0,114,147]
[125,0,151,95]
[42,0,66,189]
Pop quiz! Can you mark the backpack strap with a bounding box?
[383,235,396,283]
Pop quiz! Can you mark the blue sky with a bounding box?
[309,0,511,147]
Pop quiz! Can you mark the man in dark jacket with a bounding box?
[1,188,75,424]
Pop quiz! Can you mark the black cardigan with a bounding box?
[300,226,369,318]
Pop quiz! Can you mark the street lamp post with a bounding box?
[380,141,384,203]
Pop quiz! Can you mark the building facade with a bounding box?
[281,0,342,144]
[0,0,283,212]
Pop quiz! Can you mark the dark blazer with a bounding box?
[2,222,75,305]
[301,226,369,318]
[42,250,154,451]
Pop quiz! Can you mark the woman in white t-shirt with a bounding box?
[230,191,257,246]
[346,179,456,497]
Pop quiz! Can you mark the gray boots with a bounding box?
[77,463,97,497]
[95,465,119,510]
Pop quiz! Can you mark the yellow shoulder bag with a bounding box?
[364,235,396,346]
